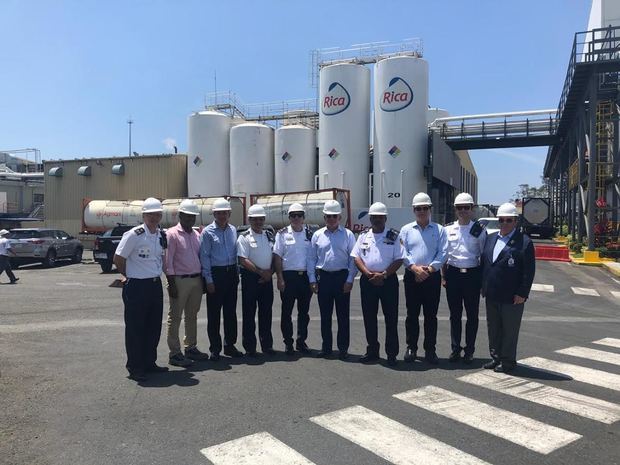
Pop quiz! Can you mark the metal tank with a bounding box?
[230,122,274,198]
[373,56,429,208]
[427,107,450,125]
[187,111,231,197]
[83,197,245,231]
[318,63,370,209]
[274,125,316,192]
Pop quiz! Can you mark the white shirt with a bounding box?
[351,229,405,272]
[0,237,11,256]
[445,221,487,268]
[273,225,311,271]
[493,229,516,262]
[116,224,164,279]
[237,229,273,270]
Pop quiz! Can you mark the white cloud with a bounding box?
[162,137,177,152]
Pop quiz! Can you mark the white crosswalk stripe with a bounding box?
[571,287,600,296]
[556,346,620,366]
[593,337,620,349]
[520,357,620,391]
[458,371,620,424]
[200,432,316,465]
[310,405,490,465]
[394,385,581,454]
[610,291,620,299]
[531,283,555,292]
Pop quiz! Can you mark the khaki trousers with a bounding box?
[166,276,203,356]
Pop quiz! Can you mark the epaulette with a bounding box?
[134,227,145,235]
[277,227,288,235]
[242,229,252,236]
[305,225,314,241]
[159,230,168,249]
[265,230,275,243]
[469,220,483,238]
[386,228,399,242]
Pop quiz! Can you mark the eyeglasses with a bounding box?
[456,205,471,211]
[289,213,304,218]
[414,206,430,212]
[324,214,338,219]
[498,218,515,223]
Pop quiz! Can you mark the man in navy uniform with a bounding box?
[481,202,535,373]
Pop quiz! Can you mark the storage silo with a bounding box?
[373,56,429,208]
[187,111,231,197]
[230,122,274,197]
[427,107,450,125]
[274,125,316,192]
[318,63,370,208]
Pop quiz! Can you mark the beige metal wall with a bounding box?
[44,155,187,237]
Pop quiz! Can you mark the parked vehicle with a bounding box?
[8,228,83,268]
[93,225,133,272]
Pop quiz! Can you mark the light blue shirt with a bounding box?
[307,225,357,284]
[398,221,447,270]
[492,229,516,262]
[199,221,238,284]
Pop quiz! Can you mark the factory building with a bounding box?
[0,152,44,229]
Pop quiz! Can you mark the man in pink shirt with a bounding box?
[165,199,208,367]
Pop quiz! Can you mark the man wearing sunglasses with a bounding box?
[442,193,486,365]
[273,203,314,355]
[399,192,447,365]
[307,199,357,360]
[480,202,535,374]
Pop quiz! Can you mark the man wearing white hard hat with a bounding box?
[480,202,535,373]
[199,198,243,361]
[351,202,405,366]
[237,204,276,356]
[0,229,19,284]
[164,199,208,368]
[273,203,314,355]
[114,197,169,382]
[399,192,447,365]
[442,193,486,364]
[307,199,357,360]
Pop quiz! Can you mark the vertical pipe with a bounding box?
[587,78,598,251]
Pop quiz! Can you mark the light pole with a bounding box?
[127,117,133,156]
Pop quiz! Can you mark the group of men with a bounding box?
[114,192,535,382]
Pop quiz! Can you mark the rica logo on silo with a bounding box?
[380,77,413,112]
[322,82,351,115]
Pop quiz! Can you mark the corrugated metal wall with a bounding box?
[44,155,187,236]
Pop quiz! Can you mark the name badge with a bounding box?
[508,256,515,267]
[249,239,258,248]
[361,242,370,250]
[138,246,151,259]
[285,235,295,245]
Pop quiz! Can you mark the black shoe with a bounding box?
[387,356,397,367]
[263,348,277,356]
[360,353,379,363]
[285,344,295,355]
[448,350,461,363]
[296,342,311,354]
[463,353,474,364]
[425,352,439,365]
[338,351,349,360]
[494,362,516,373]
[483,359,500,370]
[224,345,244,358]
[185,347,209,361]
[209,352,221,362]
[128,372,147,382]
[10,278,19,284]
[245,351,259,358]
[403,348,416,363]
[146,364,169,373]
[316,350,333,358]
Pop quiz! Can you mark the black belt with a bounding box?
[447,264,480,274]
[177,273,201,279]
[128,276,161,282]
[317,269,347,275]
[284,270,307,276]
[212,265,237,272]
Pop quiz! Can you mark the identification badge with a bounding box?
[361,242,370,250]
[249,239,258,248]
[285,235,295,245]
[508,256,515,267]
[138,246,151,259]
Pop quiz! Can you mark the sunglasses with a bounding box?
[414,206,430,212]
[498,218,515,223]
[289,213,304,218]
[324,214,338,219]
[456,205,471,211]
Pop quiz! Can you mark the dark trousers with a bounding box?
[0,255,16,282]
[403,270,441,354]
[122,277,163,374]
[240,269,274,352]
[360,274,399,357]
[280,270,313,346]
[486,299,524,365]
[317,269,350,352]
[206,266,239,354]
[445,265,481,355]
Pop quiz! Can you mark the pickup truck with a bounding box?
[92,225,133,272]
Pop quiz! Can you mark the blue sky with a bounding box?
[0,0,591,204]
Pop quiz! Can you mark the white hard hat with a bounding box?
[368,202,388,216]
[178,199,200,216]
[497,202,519,217]
[142,197,163,213]
[412,192,432,207]
[248,204,266,218]
[454,192,474,206]
[212,198,231,212]
[322,199,342,215]
[0,229,9,236]
[288,203,305,214]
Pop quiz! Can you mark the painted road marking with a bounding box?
[310,405,489,465]
[571,287,600,296]
[0,319,123,334]
[593,337,620,349]
[611,291,620,299]
[459,371,620,424]
[531,284,554,292]
[556,346,620,367]
[394,385,581,455]
[200,432,316,465]
[520,357,620,391]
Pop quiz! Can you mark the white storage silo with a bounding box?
[230,122,274,197]
[427,107,450,125]
[373,56,429,208]
[274,125,316,193]
[318,63,370,208]
[187,111,231,197]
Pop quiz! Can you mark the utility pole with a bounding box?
[127,117,133,156]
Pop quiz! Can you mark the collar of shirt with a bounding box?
[412,221,436,230]
[324,225,344,235]
[498,229,516,241]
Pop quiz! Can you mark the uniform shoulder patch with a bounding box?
[242,229,252,236]
[386,228,399,242]
[265,230,275,242]
[277,227,288,235]
[469,220,483,238]
[134,227,145,235]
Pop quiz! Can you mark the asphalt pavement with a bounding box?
[1,259,619,465]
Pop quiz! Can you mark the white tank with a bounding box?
[83,197,245,231]
[373,56,429,208]
[427,107,450,125]
[187,111,231,197]
[230,122,274,198]
[318,63,370,209]
[274,125,316,192]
